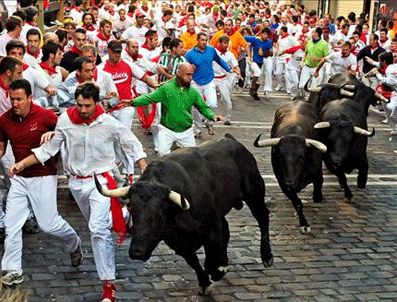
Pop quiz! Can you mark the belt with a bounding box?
[70,174,92,179]
[215,74,227,79]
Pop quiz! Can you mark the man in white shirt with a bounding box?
[152,9,175,42]
[121,11,148,46]
[24,28,42,67]
[10,82,147,302]
[213,35,239,125]
[314,41,357,80]
[0,16,23,58]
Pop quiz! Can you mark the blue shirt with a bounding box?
[244,36,273,64]
[185,45,231,85]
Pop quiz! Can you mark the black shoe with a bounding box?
[224,120,231,126]
[70,244,83,267]
[22,217,40,234]
[2,271,24,286]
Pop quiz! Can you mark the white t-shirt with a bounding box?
[325,52,357,75]
[121,26,149,46]
[213,50,238,77]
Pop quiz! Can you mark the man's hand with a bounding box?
[9,162,25,177]
[313,70,319,78]
[365,56,375,65]
[232,67,240,77]
[214,115,225,122]
[45,86,57,96]
[40,131,55,144]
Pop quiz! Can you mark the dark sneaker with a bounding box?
[224,120,231,126]
[22,217,40,234]
[70,245,83,267]
[2,271,24,286]
[101,281,116,302]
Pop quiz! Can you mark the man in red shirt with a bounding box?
[0,79,82,286]
[98,40,158,129]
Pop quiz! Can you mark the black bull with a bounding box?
[254,101,328,234]
[95,134,273,294]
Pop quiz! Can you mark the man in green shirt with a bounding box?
[298,27,329,91]
[131,62,224,156]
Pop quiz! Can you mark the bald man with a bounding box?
[131,62,224,156]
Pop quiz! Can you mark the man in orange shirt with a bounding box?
[180,20,197,54]
[210,18,249,60]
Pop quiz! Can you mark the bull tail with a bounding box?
[225,133,236,140]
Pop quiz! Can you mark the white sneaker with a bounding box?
[394,150,397,154]
[382,118,388,124]
[274,84,282,91]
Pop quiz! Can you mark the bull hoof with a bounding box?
[344,197,352,203]
[299,226,311,234]
[198,282,213,296]
[262,254,274,268]
[210,266,230,282]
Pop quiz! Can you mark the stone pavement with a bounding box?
[1,92,397,301]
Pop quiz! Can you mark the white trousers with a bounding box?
[383,94,397,129]
[151,103,162,153]
[192,81,217,132]
[110,107,136,174]
[69,175,115,281]
[1,175,80,275]
[158,125,196,157]
[299,65,323,89]
[214,77,232,121]
[274,60,287,90]
[0,144,14,228]
[285,67,301,97]
[261,58,273,92]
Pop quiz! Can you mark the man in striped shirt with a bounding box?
[158,38,185,83]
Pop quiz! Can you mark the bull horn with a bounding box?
[342,84,356,91]
[354,126,375,137]
[169,191,190,210]
[254,134,281,147]
[341,89,354,97]
[94,174,131,198]
[314,122,331,129]
[307,86,322,93]
[375,92,390,103]
[305,139,328,153]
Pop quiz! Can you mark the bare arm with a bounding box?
[143,75,160,89]
[0,141,6,159]
[9,154,40,177]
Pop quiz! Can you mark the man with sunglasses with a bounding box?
[121,11,148,46]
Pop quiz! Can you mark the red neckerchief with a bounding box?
[108,9,115,16]
[102,171,127,245]
[26,21,36,26]
[73,6,82,12]
[216,45,227,55]
[380,37,388,44]
[82,24,96,31]
[281,32,289,38]
[93,66,98,81]
[39,62,57,75]
[380,64,388,75]
[22,63,29,71]
[141,42,154,51]
[301,28,309,34]
[69,45,81,55]
[126,48,139,61]
[97,30,111,41]
[127,12,133,17]
[0,75,10,97]
[225,27,238,36]
[67,104,105,125]
[26,47,40,58]
[141,5,148,12]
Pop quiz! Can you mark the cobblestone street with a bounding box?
[1,92,397,301]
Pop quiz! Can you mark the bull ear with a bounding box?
[254,134,281,147]
[354,126,375,137]
[169,190,190,210]
[94,173,131,198]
